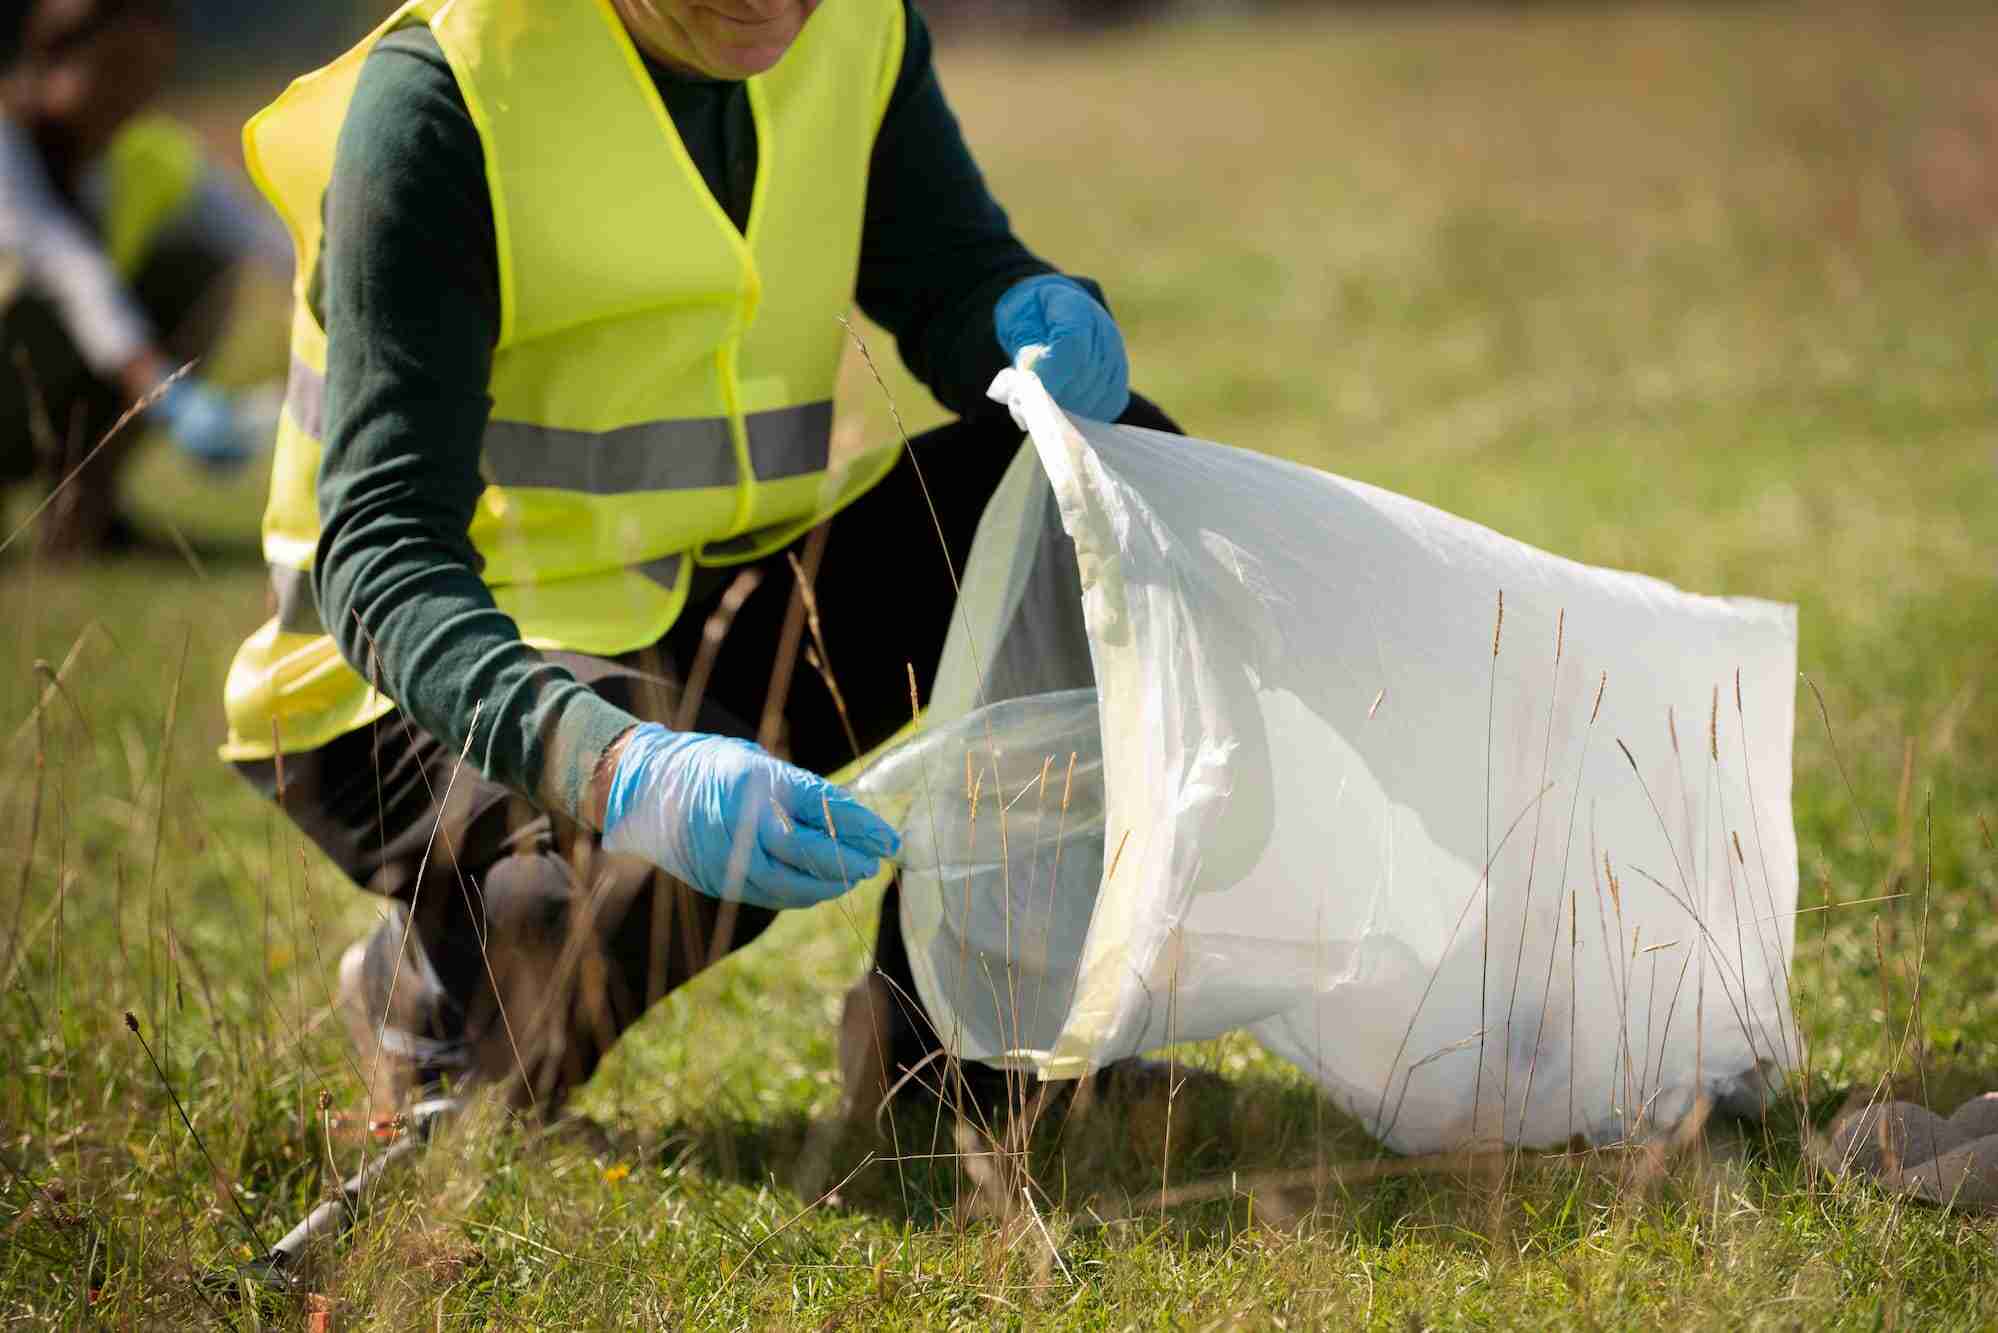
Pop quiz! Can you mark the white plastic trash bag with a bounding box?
[854,362,1799,1154]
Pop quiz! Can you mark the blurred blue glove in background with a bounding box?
[994,274,1131,421]
[600,724,900,911]
[154,376,254,470]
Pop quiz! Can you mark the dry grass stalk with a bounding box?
[1873,918,1896,1077]
[755,524,824,753]
[1888,736,1917,887]
[0,361,191,559]
[123,1010,272,1257]
[1569,889,1579,1141]
[6,628,104,759]
[143,628,190,1073]
[1375,778,1558,1146]
[1504,606,1566,1145]
[1,702,46,991]
[672,568,762,732]
[787,546,862,760]
[1803,675,1880,864]
[1475,587,1503,1145]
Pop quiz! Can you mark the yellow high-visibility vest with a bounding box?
[101,115,203,279]
[220,0,906,761]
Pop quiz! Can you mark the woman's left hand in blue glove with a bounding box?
[599,724,897,911]
[153,376,255,471]
[994,274,1131,422]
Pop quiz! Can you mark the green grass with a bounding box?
[6,4,1998,1326]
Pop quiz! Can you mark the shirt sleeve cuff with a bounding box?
[534,688,642,828]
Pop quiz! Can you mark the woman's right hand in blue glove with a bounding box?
[599,724,900,910]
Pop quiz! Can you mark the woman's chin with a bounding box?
[700,40,793,78]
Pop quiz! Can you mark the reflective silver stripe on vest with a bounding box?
[280,359,828,494]
[484,416,738,493]
[271,563,322,635]
[283,355,324,438]
[744,401,833,480]
[482,400,832,494]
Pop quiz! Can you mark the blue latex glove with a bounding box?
[600,724,900,910]
[993,274,1131,421]
[153,376,253,470]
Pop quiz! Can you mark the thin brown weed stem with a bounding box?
[1375,779,1556,1146]
[144,629,190,1081]
[673,568,762,732]
[1506,608,1565,1155]
[758,524,824,753]
[1475,589,1502,1147]
[124,1010,272,1259]
[785,547,863,760]
[1802,675,1881,866]
[1905,789,1940,1201]
[0,362,191,560]
[1612,737,1784,1082]
[1,698,46,993]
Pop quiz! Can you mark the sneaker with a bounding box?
[336,911,472,1123]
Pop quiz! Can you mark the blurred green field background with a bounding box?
[4,3,1998,1326]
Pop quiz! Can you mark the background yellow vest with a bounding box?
[221,0,906,761]
[100,115,203,279]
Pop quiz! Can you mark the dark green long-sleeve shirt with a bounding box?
[311,5,1064,821]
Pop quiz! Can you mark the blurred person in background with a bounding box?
[0,0,289,556]
[221,0,1179,1127]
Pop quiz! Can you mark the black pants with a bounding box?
[0,233,236,554]
[236,393,1181,1113]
